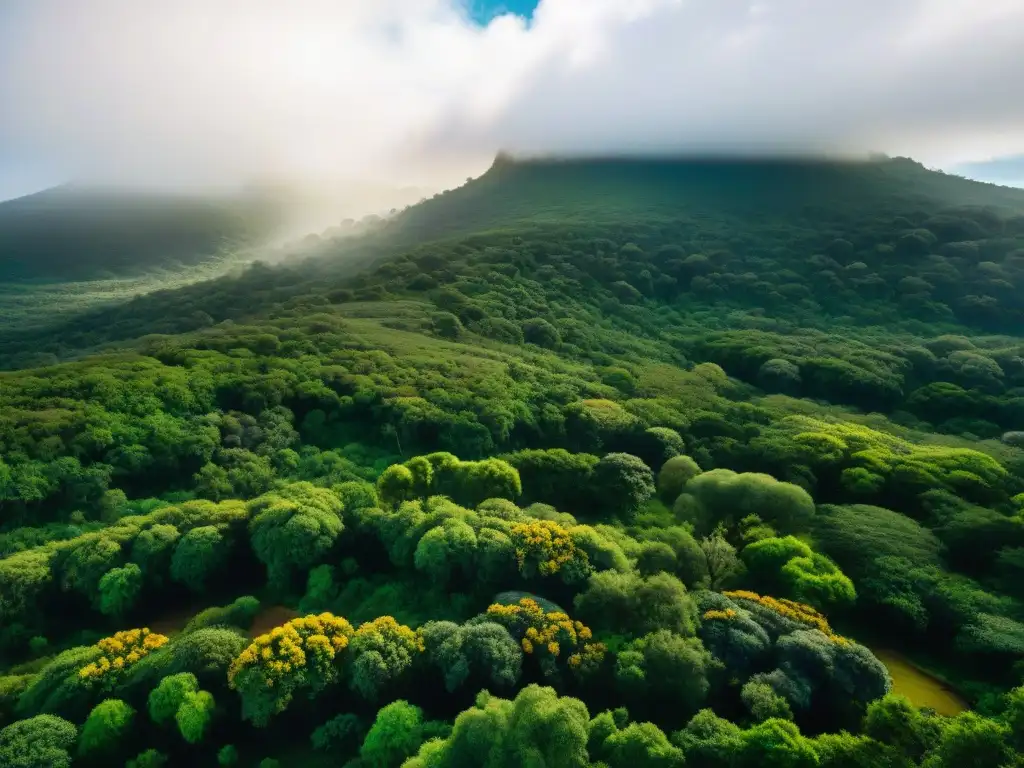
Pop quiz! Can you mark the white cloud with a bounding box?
[1,0,1022,193]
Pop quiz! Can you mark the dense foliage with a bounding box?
[2,157,1024,765]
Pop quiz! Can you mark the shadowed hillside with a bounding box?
[4,155,1024,367]
[0,185,285,280]
[387,155,1024,241]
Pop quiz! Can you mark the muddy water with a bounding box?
[871,648,968,716]
[248,605,300,637]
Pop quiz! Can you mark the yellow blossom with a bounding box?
[723,591,848,643]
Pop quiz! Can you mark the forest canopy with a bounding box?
[1,157,1024,766]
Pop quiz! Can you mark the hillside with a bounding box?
[3,155,1024,364]
[0,185,285,281]
[2,156,1024,766]
[390,155,1024,239]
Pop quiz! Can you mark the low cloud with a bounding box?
[2,0,1023,194]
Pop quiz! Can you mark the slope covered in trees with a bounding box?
[391,155,1024,240]
[1,156,1024,766]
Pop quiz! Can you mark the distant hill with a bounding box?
[0,185,286,280]
[0,179,439,281]
[386,155,1024,242]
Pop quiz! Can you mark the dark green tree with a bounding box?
[592,453,655,518]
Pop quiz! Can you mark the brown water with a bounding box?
[146,600,211,637]
[871,648,968,716]
[249,605,300,637]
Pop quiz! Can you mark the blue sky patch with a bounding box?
[467,0,541,25]
[953,155,1024,188]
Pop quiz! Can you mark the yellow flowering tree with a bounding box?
[723,590,848,643]
[486,598,605,678]
[510,520,590,581]
[348,616,424,700]
[78,628,169,689]
[228,613,353,726]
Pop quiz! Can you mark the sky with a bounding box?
[1,0,1023,201]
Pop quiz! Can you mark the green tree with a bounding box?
[13,644,100,721]
[738,718,818,768]
[759,359,802,394]
[413,520,478,586]
[405,456,434,498]
[676,470,814,536]
[337,480,380,511]
[1003,685,1024,751]
[637,526,709,587]
[603,722,685,768]
[780,553,856,609]
[575,571,698,638]
[523,318,561,348]
[638,427,686,469]
[403,685,590,768]
[78,699,134,758]
[377,464,416,508]
[126,748,169,768]
[504,449,598,512]
[701,531,744,589]
[592,453,655,518]
[171,526,228,592]
[741,681,793,723]
[349,617,422,701]
[743,536,812,585]
[743,537,855,609]
[615,630,712,716]
[98,489,129,524]
[148,672,199,725]
[431,312,463,339]
[360,700,429,768]
[130,524,180,584]
[811,731,904,768]
[921,711,1010,768]
[670,709,743,768]
[776,630,891,718]
[636,541,678,576]
[97,563,143,617]
[449,458,522,507]
[59,535,123,600]
[248,483,344,587]
[193,463,232,501]
[863,695,941,762]
[311,713,366,752]
[420,621,522,693]
[0,715,77,768]
[656,455,702,504]
[175,689,215,744]
[170,628,248,683]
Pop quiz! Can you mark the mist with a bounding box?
[2,0,1023,207]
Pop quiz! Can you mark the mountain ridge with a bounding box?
[2,154,1024,367]
[369,155,1024,259]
